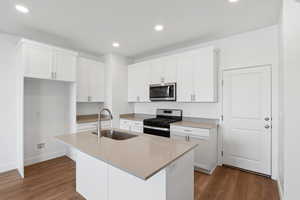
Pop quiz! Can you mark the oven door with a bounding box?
[143,125,170,138]
[149,83,176,101]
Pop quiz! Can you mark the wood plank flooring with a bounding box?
[0,156,279,200]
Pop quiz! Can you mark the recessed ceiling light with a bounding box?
[228,0,239,3]
[15,4,29,14]
[154,25,164,32]
[112,42,120,48]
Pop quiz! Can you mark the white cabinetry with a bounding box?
[150,55,178,84]
[76,151,108,200]
[77,57,105,102]
[53,48,77,82]
[128,62,150,102]
[76,148,194,200]
[170,125,218,174]
[120,119,143,133]
[177,46,217,102]
[127,46,217,103]
[20,39,78,82]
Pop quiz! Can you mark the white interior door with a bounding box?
[223,66,271,175]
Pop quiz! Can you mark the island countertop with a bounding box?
[56,130,197,180]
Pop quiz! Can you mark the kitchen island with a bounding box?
[57,129,197,200]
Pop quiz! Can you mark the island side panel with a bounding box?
[166,150,194,200]
[108,166,167,200]
[76,151,109,200]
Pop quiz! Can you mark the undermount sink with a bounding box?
[91,129,138,140]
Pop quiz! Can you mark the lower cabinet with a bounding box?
[170,126,218,174]
[76,148,194,200]
[76,151,108,200]
[120,119,143,133]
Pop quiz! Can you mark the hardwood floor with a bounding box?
[0,156,279,200]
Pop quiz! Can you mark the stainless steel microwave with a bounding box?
[149,83,176,101]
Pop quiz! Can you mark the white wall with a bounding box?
[0,33,21,173]
[134,25,280,179]
[104,54,134,128]
[23,79,73,166]
[281,0,300,199]
[76,102,104,115]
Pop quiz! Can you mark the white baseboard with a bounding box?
[277,180,285,200]
[66,148,77,162]
[0,161,16,173]
[24,151,66,166]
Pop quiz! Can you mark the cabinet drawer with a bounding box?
[171,126,209,139]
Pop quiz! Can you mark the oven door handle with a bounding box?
[143,125,169,131]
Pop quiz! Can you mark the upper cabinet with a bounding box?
[23,41,53,80]
[53,48,77,82]
[19,39,78,82]
[150,55,178,84]
[128,62,150,102]
[128,46,218,103]
[177,46,217,102]
[77,57,105,102]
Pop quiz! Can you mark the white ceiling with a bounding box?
[0,0,281,59]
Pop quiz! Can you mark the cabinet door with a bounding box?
[131,121,143,133]
[171,134,187,141]
[120,120,131,131]
[193,47,217,102]
[128,63,150,102]
[128,64,139,102]
[76,151,108,200]
[53,48,77,82]
[177,51,195,102]
[77,58,90,102]
[162,55,178,83]
[150,59,164,84]
[23,43,53,79]
[89,61,105,102]
[188,135,211,171]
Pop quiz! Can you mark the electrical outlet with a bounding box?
[37,143,46,150]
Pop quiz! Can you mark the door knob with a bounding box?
[264,125,270,129]
[264,117,270,121]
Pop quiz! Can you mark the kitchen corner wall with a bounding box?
[280,0,300,199]
[104,54,134,128]
[0,33,21,173]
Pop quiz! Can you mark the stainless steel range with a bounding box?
[143,109,183,138]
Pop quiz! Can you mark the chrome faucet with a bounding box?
[97,108,113,138]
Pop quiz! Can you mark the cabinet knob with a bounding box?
[265,125,270,129]
[264,117,270,121]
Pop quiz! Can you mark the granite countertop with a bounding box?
[77,114,110,124]
[56,130,197,180]
[119,113,218,129]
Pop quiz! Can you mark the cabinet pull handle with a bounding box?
[55,72,57,80]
